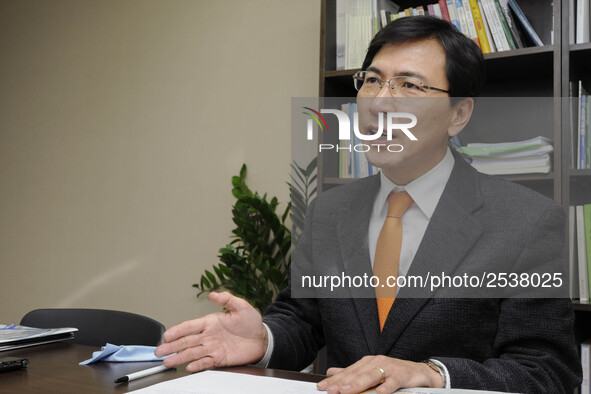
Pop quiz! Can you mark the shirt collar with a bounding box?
[375,147,455,219]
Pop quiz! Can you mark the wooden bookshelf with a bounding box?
[573,302,591,312]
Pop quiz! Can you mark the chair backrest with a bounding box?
[20,308,165,346]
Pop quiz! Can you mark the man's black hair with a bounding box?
[361,16,485,98]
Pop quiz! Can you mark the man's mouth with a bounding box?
[366,126,393,140]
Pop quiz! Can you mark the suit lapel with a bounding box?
[378,153,485,355]
[335,175,381,355]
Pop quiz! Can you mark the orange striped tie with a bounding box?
[374,191,414,331]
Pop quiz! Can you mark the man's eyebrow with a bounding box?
[366,66,383,75]
[366,65,429,81]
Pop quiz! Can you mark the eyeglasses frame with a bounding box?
[352,70,450,96]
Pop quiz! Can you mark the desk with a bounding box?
[0,342,324,393]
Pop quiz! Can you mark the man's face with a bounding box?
[357,38,465,185]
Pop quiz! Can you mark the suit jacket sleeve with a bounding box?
[263,198,325,370]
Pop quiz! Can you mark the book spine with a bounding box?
[454,0,470,36]
[350,103,359,178]
[478,0,497,52]
[336,0,346,70]
[587,93,591,168]
[585,205,591,292]
[577,0,590,44]
[570,0,575,44]
[469,0,491,52]
[493,0,516,49]
[365,0,374,65]
[428,4,436,17]
[380,9,388,29]
[446,0,461,30]
[578,205,590,302]
[345,0,350,69]
[433,4,443,19]
[570,206,579,299]
[507,0,544,46]
[462,0,480,45]
[358,142,369,178]
[583,341,591,394]
[581,94,588,169]
[341,103,351,178]
[579,81,584,168]
[439,0,451,22]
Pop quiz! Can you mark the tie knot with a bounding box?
[387,192,413,218]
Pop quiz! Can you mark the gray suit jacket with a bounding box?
[263,152,581,393]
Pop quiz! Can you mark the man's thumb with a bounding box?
[208,291,246,312]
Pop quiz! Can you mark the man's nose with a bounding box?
[368,86,399,116]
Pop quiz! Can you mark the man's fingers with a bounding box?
[162,343,209,368]
[186,356,215,373]
[319,357,394,393]
[160,317,206,345]
[156,328,205,358]
[325,367,343,377]
[322,368,378,394]
[208,291,249,312]
[160,292,248,351]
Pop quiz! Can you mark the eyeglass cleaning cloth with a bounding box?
[79,343,167,365]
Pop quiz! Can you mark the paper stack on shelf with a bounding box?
[456,136,553,175]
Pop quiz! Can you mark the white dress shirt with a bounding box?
[260,148,455,388]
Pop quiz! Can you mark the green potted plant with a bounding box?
[193,159,316,312]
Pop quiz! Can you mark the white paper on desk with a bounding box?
[128,370,325,393]
[128,370,516,394]
[396,389,516,393]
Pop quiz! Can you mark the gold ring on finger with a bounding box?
[375,366,386,384]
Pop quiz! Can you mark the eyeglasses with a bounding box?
[353,70,449,97]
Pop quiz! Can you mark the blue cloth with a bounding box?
[79,343,166,365]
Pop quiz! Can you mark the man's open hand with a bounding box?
[154,291,267,372]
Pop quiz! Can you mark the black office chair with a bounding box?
[20,308,165,346]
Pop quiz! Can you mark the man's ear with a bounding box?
[448,98,474,137]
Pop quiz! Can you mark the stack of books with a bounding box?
[336,0,545,69]
[456,136,553,175]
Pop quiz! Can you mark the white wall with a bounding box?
[0,0,320,328]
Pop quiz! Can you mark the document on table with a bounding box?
[128,370,515,394]
[128,370,322,393]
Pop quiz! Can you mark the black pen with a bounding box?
[114,364,174,383]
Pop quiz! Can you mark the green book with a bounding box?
[493,0,516,50]
[587,98,590,168]
[586,205,591,295]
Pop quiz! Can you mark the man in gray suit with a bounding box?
[156,16,581,393]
